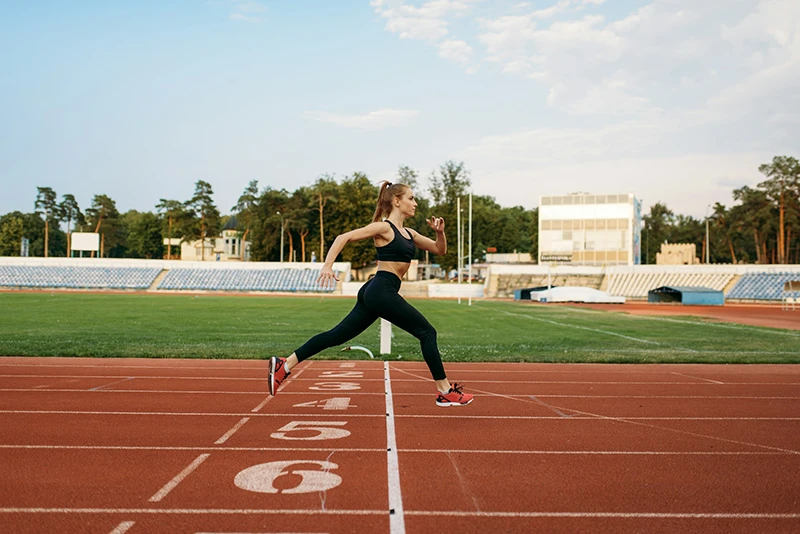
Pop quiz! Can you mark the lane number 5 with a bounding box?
[270,421,350,441]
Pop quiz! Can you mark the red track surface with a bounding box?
[1,357,799,533]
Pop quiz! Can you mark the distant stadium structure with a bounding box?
[657,243,699,265]
[180,216,251,262]
[648,286,724,306]
[538,192,642,266]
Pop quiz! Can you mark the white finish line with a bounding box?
[0,508,797,519]
[384,362,405,534]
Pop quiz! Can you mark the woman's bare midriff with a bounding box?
[377,261,410,280]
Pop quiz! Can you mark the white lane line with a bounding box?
[89,377,135,391]
[3,389,799,399]
[405,511,800,519]
[447,451,481,511]
[0,508,386,515]
[0,445,385,452]
[451,380,800,455]
[498,310,699,352]
[391,380,800,385]
[0,410,382,418]
[214,417,250,445]
[403,449,789,455]
[108,521,135,534]
[529,396,575,418]
[535,400,800,456]
[340,363,356,368]
[1,374,267,381]
[0,444,789,455]
[396,415,800,421]
[670,372,724,384]
[250,396,272,413]
[148,454,210,502]
[4,410,798,421]
[380,379,800,385]
[385,362,405,534]
[0,508,797,519]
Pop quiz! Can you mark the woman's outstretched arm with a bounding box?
[317,221,391,287]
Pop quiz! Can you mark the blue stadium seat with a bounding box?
[157,268,333,293]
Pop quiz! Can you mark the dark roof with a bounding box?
[222,215,239,231]
[650,286,721,293]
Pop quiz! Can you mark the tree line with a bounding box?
[642,156,800,264]
[0,155,797,268]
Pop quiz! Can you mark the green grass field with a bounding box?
[0,292,798,363]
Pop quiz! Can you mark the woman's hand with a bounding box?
[427,216,445,234]
[316,265,339,289]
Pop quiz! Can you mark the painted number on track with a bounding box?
[271,421,350,440]
[309,382,361,391]
[235,460,342,494]
[293,398,357,410]
[320,371,364,378]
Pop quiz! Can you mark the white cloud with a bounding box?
[372,0,799,216]
[372,0,474,41]
[438,39,473,64]
[229,0,266,23]
[372,0,480,71]
[303,108,419,131]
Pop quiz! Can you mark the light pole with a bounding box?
[277,211,284,263]
[705,204,711,264]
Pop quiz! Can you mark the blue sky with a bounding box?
[1,0,798,221]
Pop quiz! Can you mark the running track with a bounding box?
[1,357,799,533]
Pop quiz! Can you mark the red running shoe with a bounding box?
[268,357,291,396]
[436,383,474,407]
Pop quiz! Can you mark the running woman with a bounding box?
[268,181,474,407]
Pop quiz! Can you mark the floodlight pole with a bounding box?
[457,197,461,304]
[468,192,473,307]
[705,204,711,264]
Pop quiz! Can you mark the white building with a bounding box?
[179,216,251,262]
[538,193,642,266]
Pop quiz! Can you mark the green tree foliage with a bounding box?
[248,187,290,262]
[231,180,260,260]
[0,216,25,256]
[5,154,797,265]
[155,199,188,259]
[427,161,471,270]
[59,194,84,256]
[124,210,163,259]
[309,175,338,261]
[35,186,59,257]
[329,172,378,268]
[184,180,221,261]
[757,156,800,264]
[0,211,50,257]
[85,194,121,257]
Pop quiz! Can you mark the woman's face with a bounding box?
[394,188,417,218]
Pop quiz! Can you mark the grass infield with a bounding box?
[0,292,798,363]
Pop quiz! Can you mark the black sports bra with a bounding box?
[375,220,416,263]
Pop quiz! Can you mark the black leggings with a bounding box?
[294,271,446,380]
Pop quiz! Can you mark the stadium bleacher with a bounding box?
[157,268,335,292]
[727,272,800,301]
[605,272,733,299]
[0,266,161,289]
